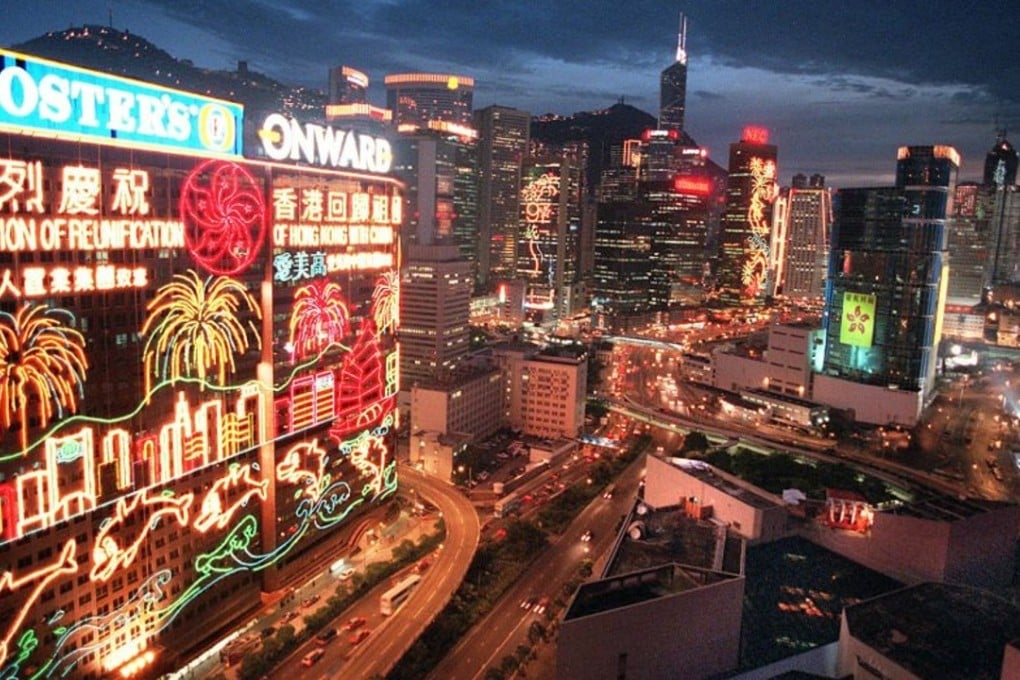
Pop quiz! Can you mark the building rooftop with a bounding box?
[564,562,740,621]
[741,536,903,669]
[414,361,500,390]
[607,504,743,577]
[881,493,1014,522]
[844,582,1020,680]
[667,457,779,510]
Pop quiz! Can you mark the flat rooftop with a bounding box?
[740,535,903,669]
[564,562,739,621]
[667,457,780,511]
[881,493,1014,522]
[844,582,1020,680]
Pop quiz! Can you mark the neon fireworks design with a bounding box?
[370,270,399,334]
[288,280,349,361]
[179,160,266,276]
[740,156,777,300]
[0,304,88,451]
[141,270,262,394]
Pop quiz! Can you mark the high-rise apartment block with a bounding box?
[475,105,531,287]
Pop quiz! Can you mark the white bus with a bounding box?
[380,574,421,615]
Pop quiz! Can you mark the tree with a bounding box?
[528,620,546,644]
[501,654,519,674]
[516,644,532,662]
[680,430,709,453]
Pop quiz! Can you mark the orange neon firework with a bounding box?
[288,280,349,361]
[370,270,399,333]
[0,304,88,451]
[141,270,261,394]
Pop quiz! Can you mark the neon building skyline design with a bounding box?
[0,49,401,680]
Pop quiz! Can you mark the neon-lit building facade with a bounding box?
[0,51,400,679]
[658,13,688,134]
[717,127,778,307]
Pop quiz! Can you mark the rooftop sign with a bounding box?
[0,48,243,156]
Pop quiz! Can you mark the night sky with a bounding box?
[2,0,1018,187]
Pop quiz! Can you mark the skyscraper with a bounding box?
[475,105,531,287]
[775,173,832,301]
[984,130,1018,187]
[815,145,958,424]
[716,126,778,308]
[384,73,475,132]
[328,65,368,104]
[659,13,688,133]
[400,243,473,391]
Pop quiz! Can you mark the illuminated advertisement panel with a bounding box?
[839,291,876,348]
[0,102,398,677]
[0,48,242,156]
[741,155,777,299]
[519,167,560,310]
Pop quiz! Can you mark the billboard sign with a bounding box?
[0,49,242,156]
[840,291,876,348]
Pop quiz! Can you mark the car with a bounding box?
[348,629,371,645]
[301,648,325,667]
[315,627,338,644]
[280,610,300,624]
[534,597,550,615]
[301,594,320,609]
[581,530,593,542]
[520,597,536,610]
[342,616,367,631]
[336,567,356,581]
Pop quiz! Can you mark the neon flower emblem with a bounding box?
[0,304,88,451]
[141,270,262,394]
[846,305,871,335]
[288,280,349,361]
[180,160,266,276]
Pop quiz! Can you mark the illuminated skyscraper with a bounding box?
[716,126,778,307]
[775,173,832,301]
[659,13,688,133]
[475,105,531,287]
[384,73,475,132]
[400,244,473,390]
[947,183,992,305]
[984,130,1018,187]
[328,65,368,104]
[815,145,958,424]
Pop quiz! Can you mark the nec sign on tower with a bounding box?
[258,113,393,174]
[0,49,242,155]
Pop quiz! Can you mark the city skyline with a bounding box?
[2,0,1018,188]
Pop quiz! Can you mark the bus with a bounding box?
[493,491,521,518]
[380,574,421,615]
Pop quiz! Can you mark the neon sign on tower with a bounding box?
[0,53,400,680]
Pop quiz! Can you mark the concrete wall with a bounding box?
[557,575,744,680]
[713,350,771,393]
[812,373,923,426]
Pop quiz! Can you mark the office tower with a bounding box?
[947,183,992,305]
[717,126,778,307]
[400,244,473,390]
[324,65,392,130]
[659,13,688,133]
[817,146,958,423]
[518,148,584,322]
[775,173,832,300]
[393,134,456,247]
[0,51,402,677]
[328,65,368,104]
[475,105,531,287]
[452,138,480,280]
[984,130,1018,187]
[384,73,475,132]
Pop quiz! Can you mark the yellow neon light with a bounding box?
[141,271,262,396]
[194,463,268,533]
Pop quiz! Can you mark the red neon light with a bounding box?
[289,280,350,361]
[673,176,712,196]
[179,160,266,276]
[329,318,393,441]
[742,126,770,145]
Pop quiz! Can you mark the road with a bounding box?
[268,467,479,680]
[428,458,645,680]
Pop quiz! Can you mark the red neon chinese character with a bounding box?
[111,169,151,216]
[0,160,44,214]
[59,165,101,216]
